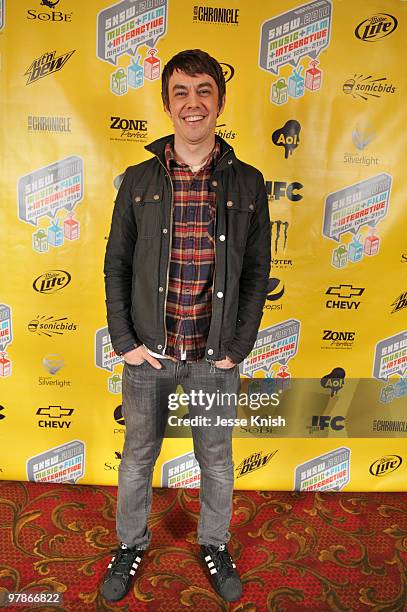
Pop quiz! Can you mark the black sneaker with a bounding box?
[201,543,243,602]
[100,543,144,602]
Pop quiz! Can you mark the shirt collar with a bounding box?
[164,141,221,172]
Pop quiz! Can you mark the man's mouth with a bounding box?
[183,115,206,123]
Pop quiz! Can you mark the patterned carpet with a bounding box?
[0,482,406,611]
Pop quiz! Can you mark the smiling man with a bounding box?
[101,49,271,604]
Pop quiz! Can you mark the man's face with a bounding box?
[164,69,225,146]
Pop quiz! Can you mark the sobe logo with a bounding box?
[27,0,73,22]
[33,270,71,294]
[355,14,398,42]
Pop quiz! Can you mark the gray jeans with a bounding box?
[117,358,241,549]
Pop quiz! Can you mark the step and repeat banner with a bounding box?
[1,0,406,491]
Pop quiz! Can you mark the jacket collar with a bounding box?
[145,133,235,171]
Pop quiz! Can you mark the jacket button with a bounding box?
[226,200,233,208]
[162,228,168,234]
[157,344,162,350]
[207,349,214,355]
[153,194,160,200]
[216,291,223,298]
[249,203,254,210]
[134,196,141,203]
[227,159,233,165]
[219,234,225,241]
[211,180,218,187]
[158,286,164,292]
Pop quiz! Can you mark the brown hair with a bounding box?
[161,49,226,111]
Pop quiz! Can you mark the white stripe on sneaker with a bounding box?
[204,555,211,562]
[130,569,136,575]
[135,556,141,563]
[207,561,214,568]
[210,568,217,574]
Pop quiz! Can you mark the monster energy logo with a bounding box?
[270,220,289,254]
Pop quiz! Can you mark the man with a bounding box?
[101,49,271,603]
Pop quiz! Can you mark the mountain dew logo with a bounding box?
[25,49,75,85]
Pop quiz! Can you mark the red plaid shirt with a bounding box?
[164,141,220,361]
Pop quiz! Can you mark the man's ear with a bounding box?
[164,103,172,119]
[217,95,226,117]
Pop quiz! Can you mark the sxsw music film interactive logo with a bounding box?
[110,116,148,143]
[192,6,239,25]
[355,14,398,42]
[390,291,407,314]
[342,75,396,101]
[320,367,346,397]
[28,315,77,337]
[27,0,73,22]
[272,120,301,158]
[33,270,71,294]
[325,284,365,310]
[25,50,75,84]
[235,450,277,478]
[369,455,402,477]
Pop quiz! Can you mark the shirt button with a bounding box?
[162,228,168,234]
[158,286,164,292]
[134,196,141,203]
[226,200,233,208]
[153,194,160,200]
[249,203,254,210]
[216,291,223,298]
[208,348,214,355]
[219,235,225,241]
[157,344,162,350]
[211,180,218,187]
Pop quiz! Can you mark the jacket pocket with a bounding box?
[132,187,162,238]
[224,193,255,245]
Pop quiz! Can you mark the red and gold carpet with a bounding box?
[0,482,406,611]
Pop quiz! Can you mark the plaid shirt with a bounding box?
[164,141,221,361]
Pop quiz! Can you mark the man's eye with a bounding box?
[199,90,210,94]
[175,92,186,96]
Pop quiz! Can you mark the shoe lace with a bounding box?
[211,545,235,579]
[109,546,139,577]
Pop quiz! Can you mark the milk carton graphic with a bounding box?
[288,67,304,98]
[64,212,80,241]
[111,68,128,95]
[332,244,348,268]
[0,352,11,377]
[32,228,48,253]
[305,60,322,91]
[271,78,288,105]
[348,234,363,263]
[364,228,380,256]
[144,49,161,81]
[48,219,64,247]
[128,56,144,89]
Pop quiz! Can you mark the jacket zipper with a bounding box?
[206,147,231,366]
[155,155,174,355]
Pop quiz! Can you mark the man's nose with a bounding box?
[186,90,200,108]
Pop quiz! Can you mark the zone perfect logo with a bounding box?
[325,284,365,310]
[322,329,356,349]
[33,270,71,294]
[25,49,75,85]
[110,116,148,143]
[355,14,398,42]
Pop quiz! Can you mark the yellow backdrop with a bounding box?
[1,0,406,491]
